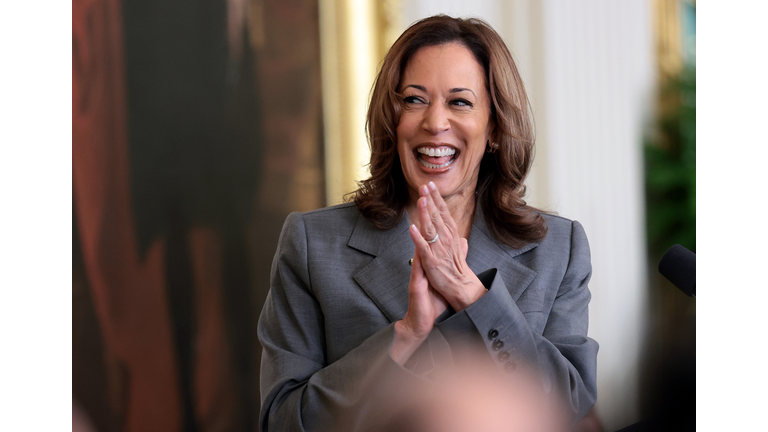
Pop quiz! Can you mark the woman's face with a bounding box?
[397,42,493,205]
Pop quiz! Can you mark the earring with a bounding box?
[486,141,499,154]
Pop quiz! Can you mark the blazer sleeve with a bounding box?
[435,220,598,422]
[258,212,420,432]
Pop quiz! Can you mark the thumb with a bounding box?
[460,237,469,259]
[409,250,427,291]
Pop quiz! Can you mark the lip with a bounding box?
[413,143,459,173]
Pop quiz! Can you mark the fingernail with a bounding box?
[428,181,436,191]
[419,198,427,207]
[421,185,429,195]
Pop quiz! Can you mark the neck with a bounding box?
[407,190,476,239]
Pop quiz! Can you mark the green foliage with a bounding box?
[645,67,696,255]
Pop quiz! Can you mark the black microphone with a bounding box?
[658,244,696,297]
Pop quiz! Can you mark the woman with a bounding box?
[258,15,598,431]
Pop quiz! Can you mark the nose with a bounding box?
[421,103,450,134]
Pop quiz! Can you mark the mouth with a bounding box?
[415,146,457,170]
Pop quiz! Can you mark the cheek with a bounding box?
[396,115,414,140]
[396,136,409,161]
[396,119,416,158]
[465,146,486,177]
[464,123,489,152]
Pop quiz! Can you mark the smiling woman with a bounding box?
[258,15,598,432]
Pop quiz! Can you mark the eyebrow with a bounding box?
[404,84,427,92]
[403,84,477,98]
[450,87,477,97]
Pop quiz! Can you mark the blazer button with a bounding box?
[488,329,499,340]
[504,362,517,373]
[492,340,504,351]
[498,351,510,362]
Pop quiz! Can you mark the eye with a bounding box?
[450,98,473,107]
[403,95,426,105]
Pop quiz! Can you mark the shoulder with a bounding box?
[539,213,578,239]
[517,212,590,259]
[284,202,360,232]
[506,213,591,295]
[295,201,359,219]
[534,212,590,266]
[279,202,362,251]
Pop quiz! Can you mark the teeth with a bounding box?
[417,147,456,157]
[418,157,455,169]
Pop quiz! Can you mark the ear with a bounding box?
[486,117,497,144]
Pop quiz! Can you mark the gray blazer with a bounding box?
[258,202,598,431]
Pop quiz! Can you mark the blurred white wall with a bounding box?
[398,1,655,429]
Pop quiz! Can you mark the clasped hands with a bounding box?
[392,182,486,364]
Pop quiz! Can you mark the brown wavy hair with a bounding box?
[349,15,547,248]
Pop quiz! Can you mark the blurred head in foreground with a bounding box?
[400,366,567,432]
[337,347,569,432]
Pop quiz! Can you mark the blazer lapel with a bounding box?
[466,207,539,302]
[350,213,414,323]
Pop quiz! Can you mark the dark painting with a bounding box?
[72,0,325,430]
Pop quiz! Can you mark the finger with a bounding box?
[427,181,454,230]
[423,188,448,239]
[415,250,448,314]
[409,230,426,278]
[404,251,433,337]
[460,237,468,259]
[417,196,439,243]
[407,238,428,302]
[410,223,433,259]
[411,247,424,276]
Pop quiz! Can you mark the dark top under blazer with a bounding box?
[258,202,598,431]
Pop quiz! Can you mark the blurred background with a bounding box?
[72,0,695,431]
